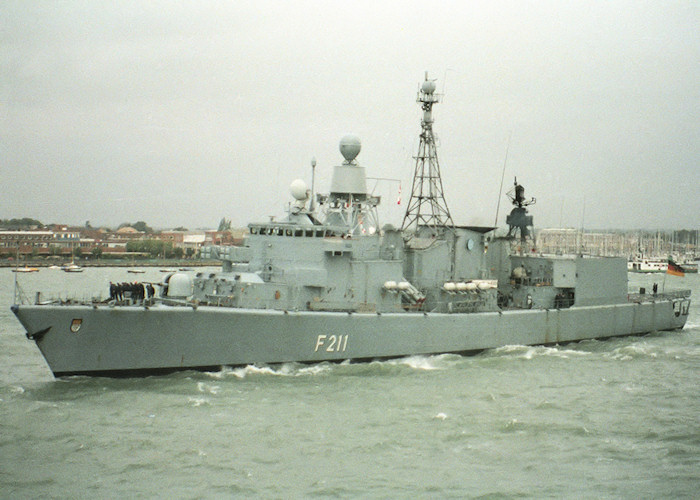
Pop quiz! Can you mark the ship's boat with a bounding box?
[11,75,691,377]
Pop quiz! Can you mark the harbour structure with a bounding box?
[11,75,691,377]
[537,228,625,257]
[536,229,699,263]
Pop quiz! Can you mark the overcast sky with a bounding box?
[2,1,698,231]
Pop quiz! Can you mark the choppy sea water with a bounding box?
[1,268,698,498]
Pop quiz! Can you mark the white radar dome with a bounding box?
[421,79,436,94]
[339,135,361,163]
[290,179,309,201]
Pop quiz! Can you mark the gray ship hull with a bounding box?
[12,296,690,377]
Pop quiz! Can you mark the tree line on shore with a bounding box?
[1,217,234,233]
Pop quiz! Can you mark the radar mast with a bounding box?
[401,72,454,234]
[505,177,536,252]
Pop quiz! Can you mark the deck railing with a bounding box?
[628,289,691,303]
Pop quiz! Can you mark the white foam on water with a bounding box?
[388,354,446,371]
[491,344,589,360]
[543,346,591,358]
[207,356,457,379]
[204,367,231,379]
[492,344,529,354]
[295,363,334,376]
[231,365,280,378]
[196,382,220,394]
[608,343,659,361]
[504,418,525,432]
[212,362,335,379]
[188,397,208,407]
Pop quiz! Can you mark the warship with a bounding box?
[11,75,691,377]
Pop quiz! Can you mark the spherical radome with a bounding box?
[290,179,309,201]
[339,135,361,162]
[421,79,436,94]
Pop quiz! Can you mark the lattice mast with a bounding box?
[401,72,454,233]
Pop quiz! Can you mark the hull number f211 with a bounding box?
[314,334,348,353]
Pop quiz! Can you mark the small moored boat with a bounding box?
[12,266,39,273]
[61,263,84,273]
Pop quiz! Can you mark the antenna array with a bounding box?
[401,72,454,233]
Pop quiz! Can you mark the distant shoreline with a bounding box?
[0,260,221,268]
